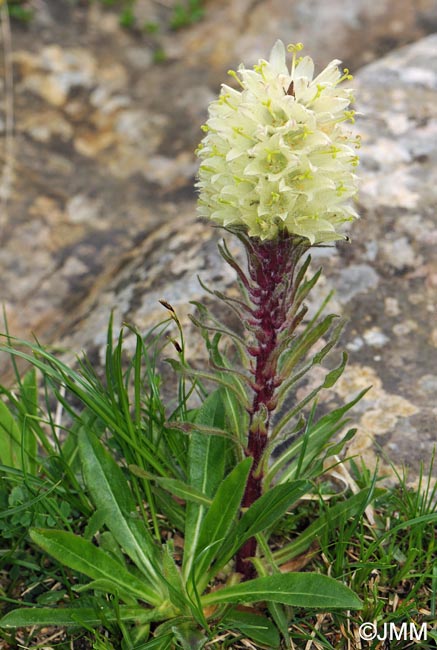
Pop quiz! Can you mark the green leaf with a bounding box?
[161,541,192,615]
[0,339,169,476]
[183,389,227,580]
[96,531,126,565]
[267,602,292,650]
[293,264,321,311]
[276,317,345,413]
[30,529,161,607]
[20,369,38,474]
[129,466,212,507]
[209,480,310,578]
[279,314,339,378]
[0,605,170,629]
[154,490,185,532]
[194,458,252,586]
[267,389,369,485]
[222,609,281,649]
[205,332,249,444]
[166,358,249,408]
[172,623,208,650]
[238,480,309,541]
[78,429,163,593]
[215,480,309,572]
[133,634,174,650]
[0,400,22,468]
[21,368,38,415]
[202,573,362,609]
[73,579,137,605]
[272,488,381,565]
[322,351,348,388]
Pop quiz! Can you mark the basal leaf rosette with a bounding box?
[196,41,360,243]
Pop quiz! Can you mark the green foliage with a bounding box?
[170,0,204,30]
[119,6,135,28]
[0,479,72,537]
[4,0,33,23]
[94,0,205,33]
[0,315,363,648]
[5,0,207,34]
[0,240,433,648]
[201,573,362,609]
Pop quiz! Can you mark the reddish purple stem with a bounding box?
[235,233,309,579]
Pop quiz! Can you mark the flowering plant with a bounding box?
[194,41,362,579]
[0,42,369,650]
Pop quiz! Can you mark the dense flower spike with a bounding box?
[196,41,359,244]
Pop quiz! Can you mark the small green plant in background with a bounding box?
[2,0,33,22]
[0,39,436,650]
[170,0,204,30]
[96,0,205,32]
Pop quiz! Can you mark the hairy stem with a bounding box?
[235,232,309,578]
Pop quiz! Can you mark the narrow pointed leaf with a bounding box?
[272,488,381,564]
[30,529,160,606]
[322,351,348,388]
[202,573,362,609]
[267,389,369,485]
[183,389,227,580]
[0,400,22,468]
[216,480,309,571]
[72,579,137,604]
[280,314,338,377]
[222,609,281,649]
[78,429,162,589]
[20,368,38,474]
[195,458,252,583]
[129,466,212,507]
[0,605,170,628]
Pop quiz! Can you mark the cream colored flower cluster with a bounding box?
[196,41,360,243]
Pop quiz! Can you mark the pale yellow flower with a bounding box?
[196,41,360,243]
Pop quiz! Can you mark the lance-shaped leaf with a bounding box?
[78,429,164,594]
[182,389,227,581]
[267,388,369,486]
[0,400,22,468]
[201,573,362,609]
[212,480,309,575]
[272,487,381,565]
[30,529,162,606]
[129,465,212,507]
[194,457,252,587]
[0,604,172,629]
[222,609,281,649]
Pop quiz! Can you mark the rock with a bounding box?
[380,236,421,270]
[164,0,436,73]
[20,110,74,143]
[124,47,154,70]
[51,36,437,480]
[335,264,380,303]
[143,153,198,187]
[1,3,437,481]
[15,45,97,107]
[65,195,103,225]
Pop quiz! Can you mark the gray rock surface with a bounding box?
[0,3,436,482]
